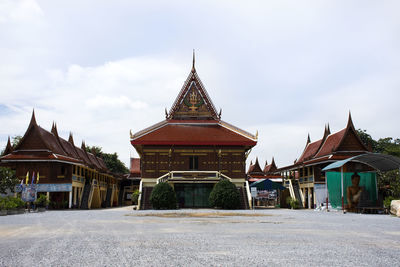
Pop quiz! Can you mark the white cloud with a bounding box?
[1,0,400,170]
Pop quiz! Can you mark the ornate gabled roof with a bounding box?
[264,157,278,173]
[3,136,13,156]
[247,157,264,175]
[131,57,257,149]
[168,54,219,120]
[1,111,114,173]
[314,112,368,159]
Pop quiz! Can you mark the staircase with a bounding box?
[290,179,303,208]
[140,187,153,210]
[238,187,250,209]
[80,182,91,209]
[105,187,112,207]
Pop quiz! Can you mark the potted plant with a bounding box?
[14,197,26,214]
[0,197,7,216]
[6,198,18,215]
[34,194,49,212]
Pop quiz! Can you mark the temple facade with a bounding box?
[130,58,257,209]
[279,113,370,208]
[0,111,120,209]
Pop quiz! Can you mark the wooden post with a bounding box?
[341,166,344,213]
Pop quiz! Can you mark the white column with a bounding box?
[69,190,72,209]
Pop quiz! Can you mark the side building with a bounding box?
[130,59,257,209]
[279,113,370,208]
[0,111,121,209]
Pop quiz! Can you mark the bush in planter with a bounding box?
[150,182,177,209]
[34,194,49,208]
[132,189,140,205]
[384,196,395,209]
[0,197,7,215]
[209,180,240,209]
[286,196,300,209]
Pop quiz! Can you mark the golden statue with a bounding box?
[346,172,363,212]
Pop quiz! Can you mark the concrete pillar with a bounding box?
[69,190,72,209]
[74,187,78,206]
[46,192,50,201]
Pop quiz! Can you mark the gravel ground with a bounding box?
[0,207,399,266]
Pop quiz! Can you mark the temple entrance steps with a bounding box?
[80,182,91,209]
[140,187,153,210]
[239,187,250,209]
[289,179,304,208]
[105,187,112,208]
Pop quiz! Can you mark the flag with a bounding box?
[25,171,29,185]
[19,179,23,191]
[36,172,40,184]
[31,171,35,185]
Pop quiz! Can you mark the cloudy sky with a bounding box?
[1,0,399,169]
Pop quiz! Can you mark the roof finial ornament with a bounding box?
[165,108,169,119]
[191,49,196,72]
[130,129,134,139]
[307,133,311,144]
[29,108,37,126]
[347,110,354,128]
[218,108,222,119]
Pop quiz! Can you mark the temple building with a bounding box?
[130,57,257,209]
[247,157,281,183]
[279,113,370,208]
[0,111,120,209]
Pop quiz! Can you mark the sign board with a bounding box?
[21,185,37,202]
[250,187,257,197]
[16,183,72,193]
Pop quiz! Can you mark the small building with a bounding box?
[120,158,141,206]
[0,111,120,209]
[279,113,370,208]
[130,58,257,209]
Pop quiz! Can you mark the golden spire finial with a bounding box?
[191,49,196,72]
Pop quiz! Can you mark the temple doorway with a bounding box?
[175,183,214,208]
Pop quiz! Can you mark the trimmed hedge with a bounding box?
[150,182,177,209]
[209,180,240,209]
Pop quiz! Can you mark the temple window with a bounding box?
[189,156,199,170]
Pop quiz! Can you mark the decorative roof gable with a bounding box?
[3,137,13,156]
[247,157,264,175]
[168,53,219,120]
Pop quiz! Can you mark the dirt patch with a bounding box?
[127,212,273,218]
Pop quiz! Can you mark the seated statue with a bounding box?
[345,172,363,212]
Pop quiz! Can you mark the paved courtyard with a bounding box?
[0,207,399,266]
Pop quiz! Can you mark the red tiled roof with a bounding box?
[314,129,346,158]
[131,121,257,146]
[297,139,323,163]
[130,158,140,175]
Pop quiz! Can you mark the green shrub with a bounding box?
[132,189,140,205]
[34,194,49,207]
[0,197,6,210]
[384,196,396,208]
[0,196,24,210]
[286,196,300,209]
[209,180,240,209]
[150,182,177,209]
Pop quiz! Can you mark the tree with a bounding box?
[85,145,129,174]
[357,129,400,198]
[11,135,22,148]
[0,167,19,195]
